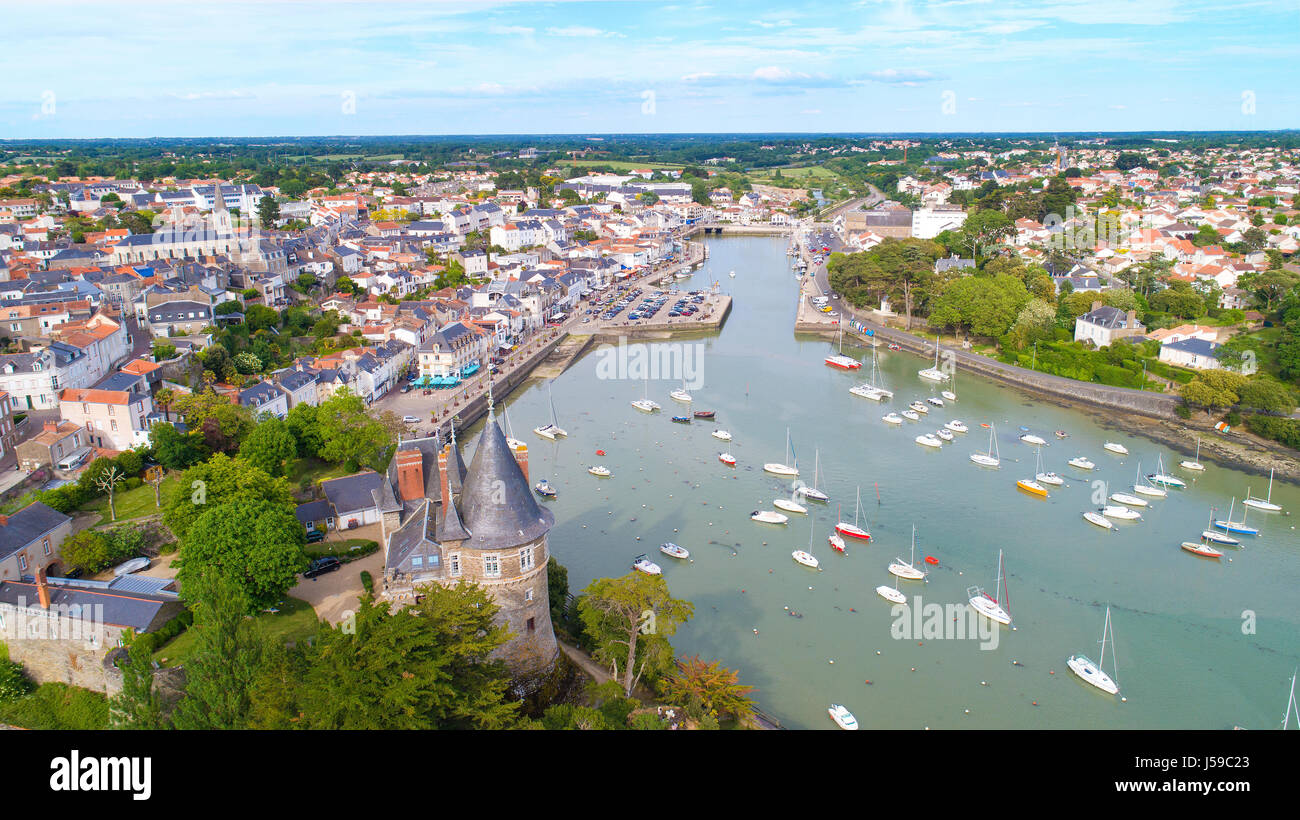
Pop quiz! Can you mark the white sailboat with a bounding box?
[711,429,732,441]
[793,514,820,568]
[918,341,949,382]
[888,524,928,581]
[1034,447,1064,486]
[968,549,1011,625]
[501,407,527,452]
[670,377,693,404]
[774,498,808,515]
[1200,507,1239,545]
[1083,510,1113,529]
[1145,453,1185,488]
[1101,504,1142,521]
[941,368,957,402]
[970,423,1001,467]
[876,573,907,604]
[1109,490,1147,507]
[751,510,789,525]
[763,427,799,477]
[1067,606,1120,696]
[533,382,569,439]
[1179,437,1206,472]
[796,449,830,501]
[850,344,893,401]
[631,375,661,413]
[1242,468,1283,512]
[1283,669,1299,730]
[1131,461,1167,498]
[825,324,861,370]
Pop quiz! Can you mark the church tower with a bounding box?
[210,182,233,235]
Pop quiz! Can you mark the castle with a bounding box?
[376,403,558,678]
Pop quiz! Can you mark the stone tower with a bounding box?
[381,416,558,679]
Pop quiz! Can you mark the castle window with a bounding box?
[526,617,535,633]
[519,546,535,571]
[483,554,500,578]
[449,553,461,577]
[411,556,422,567]
[525,589,533,602]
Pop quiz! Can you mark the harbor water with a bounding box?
[469,236,1300,729]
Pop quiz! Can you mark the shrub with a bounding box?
[1245,415,1300,449]
[1175,402,1192,419]
[0,656,34,702]
[360,570,374,595]
[1223,411,1242,426]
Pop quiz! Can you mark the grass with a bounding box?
[152,596,318,668]
[306,538,378,560]
[83,476,180,526]
[288,457,353,489]
[0,682,109,729]
[560,159,684,171]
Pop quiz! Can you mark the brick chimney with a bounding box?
[513,444,529,483]
[395,449,424,502]
[1091,300,1102,313]
[36,566,51,610]
[43,420,59,433]
[1127,309,1137,329]
[438,444,452,508]
[0,514,8,527]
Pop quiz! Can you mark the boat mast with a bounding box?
[1103,606,1119,687]
[1284,669,1299,730]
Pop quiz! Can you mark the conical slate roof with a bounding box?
[458,417,552,550]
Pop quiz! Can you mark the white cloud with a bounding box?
[753,66,794,81]
[546,26,623,38]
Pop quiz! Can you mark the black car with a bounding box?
[305,529,326,543]
[304,556,341,578]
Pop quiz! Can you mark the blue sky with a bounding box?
[3,0,1297,138]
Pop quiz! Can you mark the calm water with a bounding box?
[469,236,1300,730]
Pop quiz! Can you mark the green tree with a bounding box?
[149,422,208,471]
[163,453,296,539]
[110,638,168,729]
[1237,378,1295,414]
[256,195,280,227]
[238,416,298,476]
[577,572,694,696]
[657,655,756,722]
[315,388,397,471]
[171,574,266,730]
[178,499,306,608]
[172,388,255,453]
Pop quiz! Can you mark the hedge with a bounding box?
[1245,415,1300,450]
[129,609,195,656]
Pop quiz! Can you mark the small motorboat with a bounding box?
[632,553,663,575]
[660,542,690,560]
[1083,511,1113,530]
[507,437,528,452]
[670,388,693,403]
[909,401,930,415]
[941,390,957,402]
[901,409,920,421]
[631,399,661,413]
[671,415,691,424]
[828,534,846,553]
[596,449,607,456]
[887,343,901,351]
[883,412,904,425]
[1104,441,1129,455]
[926,396,945,407]
[751,510,789,525]
[792,550,820,569]
[533,479,557,498]
[719,452,736,466]
[113,556,150,576]
[1181,541,1224,559]
[1036,471,1064,486]
[1016,478,1049,497]
[711,429,732,441]
[944,420,968,433]
[915,433,943,448]
[774,498,808,514]
[924,556,939,566]
[1109,492,1148,507]
[693,410,716,419]
[1020,433,1047,446]
[588,465,612,477]
[1055,430,1069,439]
[935,428,954,442]
[1101,505,1141,520]
[1068,456,1095,470]
[828,704,859,730]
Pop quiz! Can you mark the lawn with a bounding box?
[83,476,181,526]
[288,457,353,490]
[306,537,378,560]
[152,595,318,668]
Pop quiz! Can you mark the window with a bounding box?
[525,589,534,602]
[17,555,26,571]
[42,538,50,556]
[484,554,501,577]
[110,420,118,431]
[411,556,422,567]
[449,553,461,577]
[526,617,535,633]
[519,546,535,571]
[108,405,115,415]
[82,403,89,413]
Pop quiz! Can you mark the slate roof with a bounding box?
[1163,337,1220,358]
[0,578,182,632]
[321,471,387,516]
[457,416,552,550]
[0,502,70,561]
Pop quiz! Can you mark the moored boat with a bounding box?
[774,498,808,515]
[1068,456,1095,470]
[533,479,557,498]
[693,410,716,419]
[1103,441,1129,455]
[1101,505,1141,521]
[711,429,732,441]
[792,550,820,568]
[718,452,736,466]
[883,412,904,425]
[632,553,662,575]
[1083,510,1113,529]
[828,703,859,730]
[944,420,968,433]
[588,465,611,477]
[1181,540,1224,559]
[1016,478,1049,497]
[660,542,690,559]
[751,510,789,525]
[915,433,943,448]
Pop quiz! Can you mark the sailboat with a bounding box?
[793,514,820,568]
[888,525,927,580]
[631,374,661,413]
[825,324,861,370]
[1017,450,1051,497]
[796,449,830,501]
[670,377,693,404]
[1179,437,1206,472]
[968,549,1011,625]
[1131,461,1167,498]
[876,571,907,604]
[1067,606,1120,696]
[763,427,800,477]
[1283,669,1299,730]
[918,340,949,382]
[1243,468,1283,512]
[501,406,527,452]
[1034,446,1064,486]
[1214,497,1259,535]
[835,486,871,541]
[1181,537,1224,559]
[1145,453,1185,488]
[1200,508,1240,545]
[971,423,1001,467]
[849,344,891,400]
[533,382,568,439]
[941,367,957,402]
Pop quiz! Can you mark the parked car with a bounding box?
[304,556,341,578]
[401,384,412,393]
[305,529,326,544]
[402,415,420,424]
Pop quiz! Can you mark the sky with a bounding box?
[2,0,1297,139]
